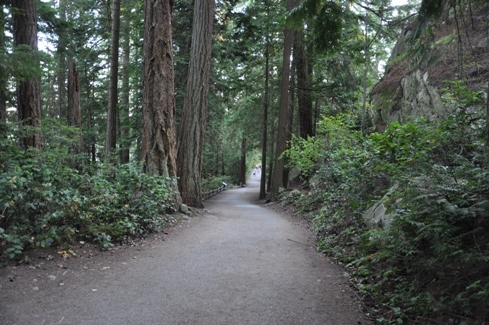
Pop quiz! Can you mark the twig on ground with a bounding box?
[287,238,314,247]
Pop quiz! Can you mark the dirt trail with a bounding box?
[0,175,371,325]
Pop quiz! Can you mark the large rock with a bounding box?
[363,184,401,229]
[179,203,191,215]
[399,69,444,122]
[370,4,489,130]
[372,69,447,126]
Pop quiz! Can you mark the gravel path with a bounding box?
[0,176,371,325]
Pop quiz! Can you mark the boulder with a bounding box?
[363,183,401,229]
[179,203,191,215]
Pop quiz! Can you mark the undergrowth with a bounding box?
[283,82,489,324]
[0,120,178,260]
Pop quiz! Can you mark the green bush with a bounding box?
[0,123,177,259]
[283,82,489,324]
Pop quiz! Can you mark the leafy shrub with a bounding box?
[283,82,489,324]
[0,123,178,259]
[283,135,321,180]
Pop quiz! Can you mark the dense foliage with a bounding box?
[0,122,178,259]
[283,82,489,324]
[2,0,487,323]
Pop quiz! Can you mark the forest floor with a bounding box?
[0,175,372,325]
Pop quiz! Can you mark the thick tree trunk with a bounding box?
[105,0,121,161]
[141,0,181,207]
[67,58,83,156]
[295,29,313,139]
[177,0,214,208]
[12,0,42,149]
[271,0,294,194]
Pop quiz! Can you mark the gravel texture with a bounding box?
[0,176,371,325]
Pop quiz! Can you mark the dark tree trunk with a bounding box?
[267,124,276,193]
[239,137,246,186]
[120,14,130,164]
[177,0,214,208]
[294,29,313,139]
[85,71,96,164]
[105,0,121,161]
[283,47,296,188]
[141,0,181,209]
[259,12,270,199]
[12,0,42,149]
[57,0,68,121]
[67,58,83,156]
[271,0,294,194]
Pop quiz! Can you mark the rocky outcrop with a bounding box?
[372,69,445,126]
[370,2,489,130]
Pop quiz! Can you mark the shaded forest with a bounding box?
[1,0,489,323]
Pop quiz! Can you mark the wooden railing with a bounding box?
[202,183,227,200]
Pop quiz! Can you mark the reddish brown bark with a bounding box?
[105,0,121,161]
[271,0,294,194]
[141,0,180,204]
[177,0,214,208]
[12,0,42,149]
[68,58,83,155]
[294,29,313,139]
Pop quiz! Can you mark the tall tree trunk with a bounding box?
[57,0,68,121]
[120,14,131,164]
[283,48,296,187]
[142,0,181,206]
[259,11,270,200]
[85,70,96,164]
[0,1,7,135]
[67,58,83,156]
[295,29,313,139]
[12,0,42,149]
[271,0,294,194]
[105,0,121,161]
[177,0,214,208]
[239,137,246,186]
[267,151,274,193]
[361,11,369,136]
